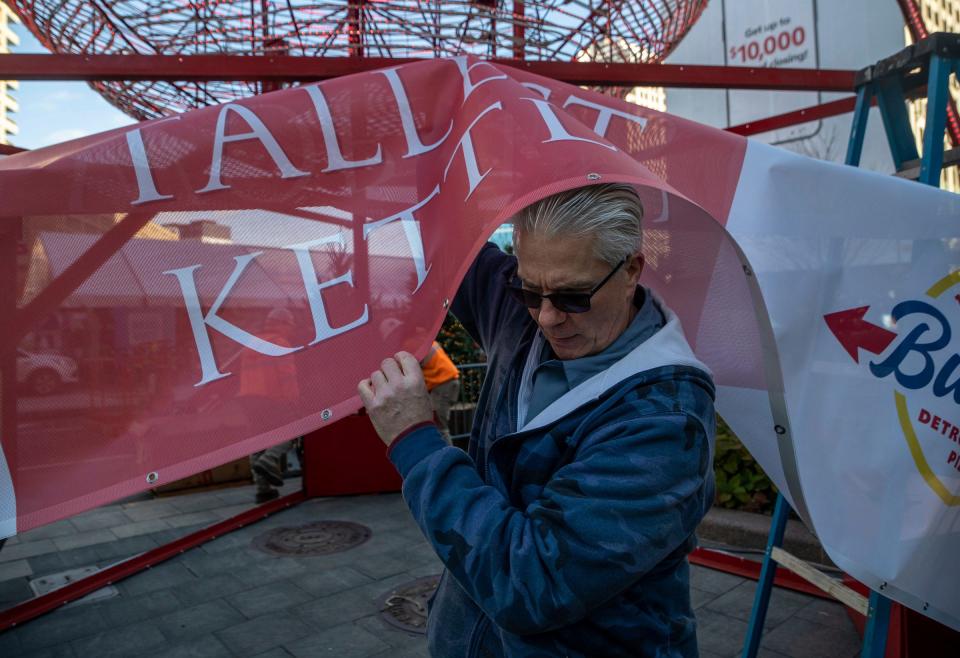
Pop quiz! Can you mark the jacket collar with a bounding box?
[516,289,710,433]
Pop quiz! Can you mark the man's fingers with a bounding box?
[395,351,423,378]
[361,351,436,447]
[357,379,375,406]
[380,357,403,382]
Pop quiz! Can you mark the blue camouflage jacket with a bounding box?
[387,243,716,657]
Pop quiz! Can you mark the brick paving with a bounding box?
[0,480,862,657]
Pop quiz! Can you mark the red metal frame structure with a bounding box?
[0,507,829,633]
[4,0,710,118]
[0,54,856,91]
[0,54,860,144]
[727,96,876,137]
[0,491,305,631]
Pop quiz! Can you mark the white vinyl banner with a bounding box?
[722,140,960,631]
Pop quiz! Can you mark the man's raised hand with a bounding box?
[357,351,435,446]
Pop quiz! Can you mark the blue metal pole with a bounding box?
[846,85,872,166]
[918,54,952,187]
[861,590,893,658]
[741,493,791,658]
[875,76,921,171]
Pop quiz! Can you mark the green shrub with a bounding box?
[714,417,776,513]
[437,314,485,365]
[437,315,486,406]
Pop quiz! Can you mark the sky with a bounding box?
[10,23,136,149]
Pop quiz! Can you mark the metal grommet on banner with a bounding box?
[146,472,159,484]
[774,425,786,435]
[586,173,601,181]
[923,602,930,611]
[442,298,450,309]
[742,264,753,276]
[880,581,887,590]
[321,409,333,421]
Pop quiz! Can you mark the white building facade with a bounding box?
[0,1,19,145]
[662,1,911,174]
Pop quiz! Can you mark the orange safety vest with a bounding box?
[421,341,459,391]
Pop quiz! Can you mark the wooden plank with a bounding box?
[896,146,960,179]
[770,547,869,616]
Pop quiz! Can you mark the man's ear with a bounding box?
[626,253,645,282]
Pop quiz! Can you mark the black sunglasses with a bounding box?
[505,258,627,313]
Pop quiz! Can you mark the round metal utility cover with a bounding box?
[253,521,371,557]
[377,574,442,635]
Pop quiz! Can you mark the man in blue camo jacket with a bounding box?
[359,183,716,657]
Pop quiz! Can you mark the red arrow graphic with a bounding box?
[824,306,898,363]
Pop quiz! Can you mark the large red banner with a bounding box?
[0,56,760,536]
[7,54,960,631]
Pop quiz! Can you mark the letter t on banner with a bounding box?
[363,186,439,293]
[443,102,502,201]
[562,95,649,138]
[523,98,617,151]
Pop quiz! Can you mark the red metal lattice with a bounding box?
[8,1,707,119]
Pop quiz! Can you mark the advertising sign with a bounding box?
[724,0,820,142]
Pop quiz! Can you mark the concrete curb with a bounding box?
[698,506,835,567]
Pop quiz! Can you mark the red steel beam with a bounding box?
[0,54,856,91]
[0,490,306,631]
[3,96,867,154]
[513,60,854,90]
[512,1,525,60]
[0,520,834,632]
[0,99,866,151]
[725,96,868,136]
[348,0,364,58]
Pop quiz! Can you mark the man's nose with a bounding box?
[537,298,566,327]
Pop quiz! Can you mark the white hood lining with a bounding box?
[517,292,710,433]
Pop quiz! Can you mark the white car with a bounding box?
[16,349,79,395]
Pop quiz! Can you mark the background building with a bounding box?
[657,0,910,175]
[649,0,960,190]
[626,86,668,113]
[0,0,19,145]
[907,0,960,190]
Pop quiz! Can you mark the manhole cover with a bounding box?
[253,520,371,556]
[377,574,442,634]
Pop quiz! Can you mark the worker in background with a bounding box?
[240,308,299,503]
[420,341,460,443]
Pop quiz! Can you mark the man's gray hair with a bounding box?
[511,183,644,266]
